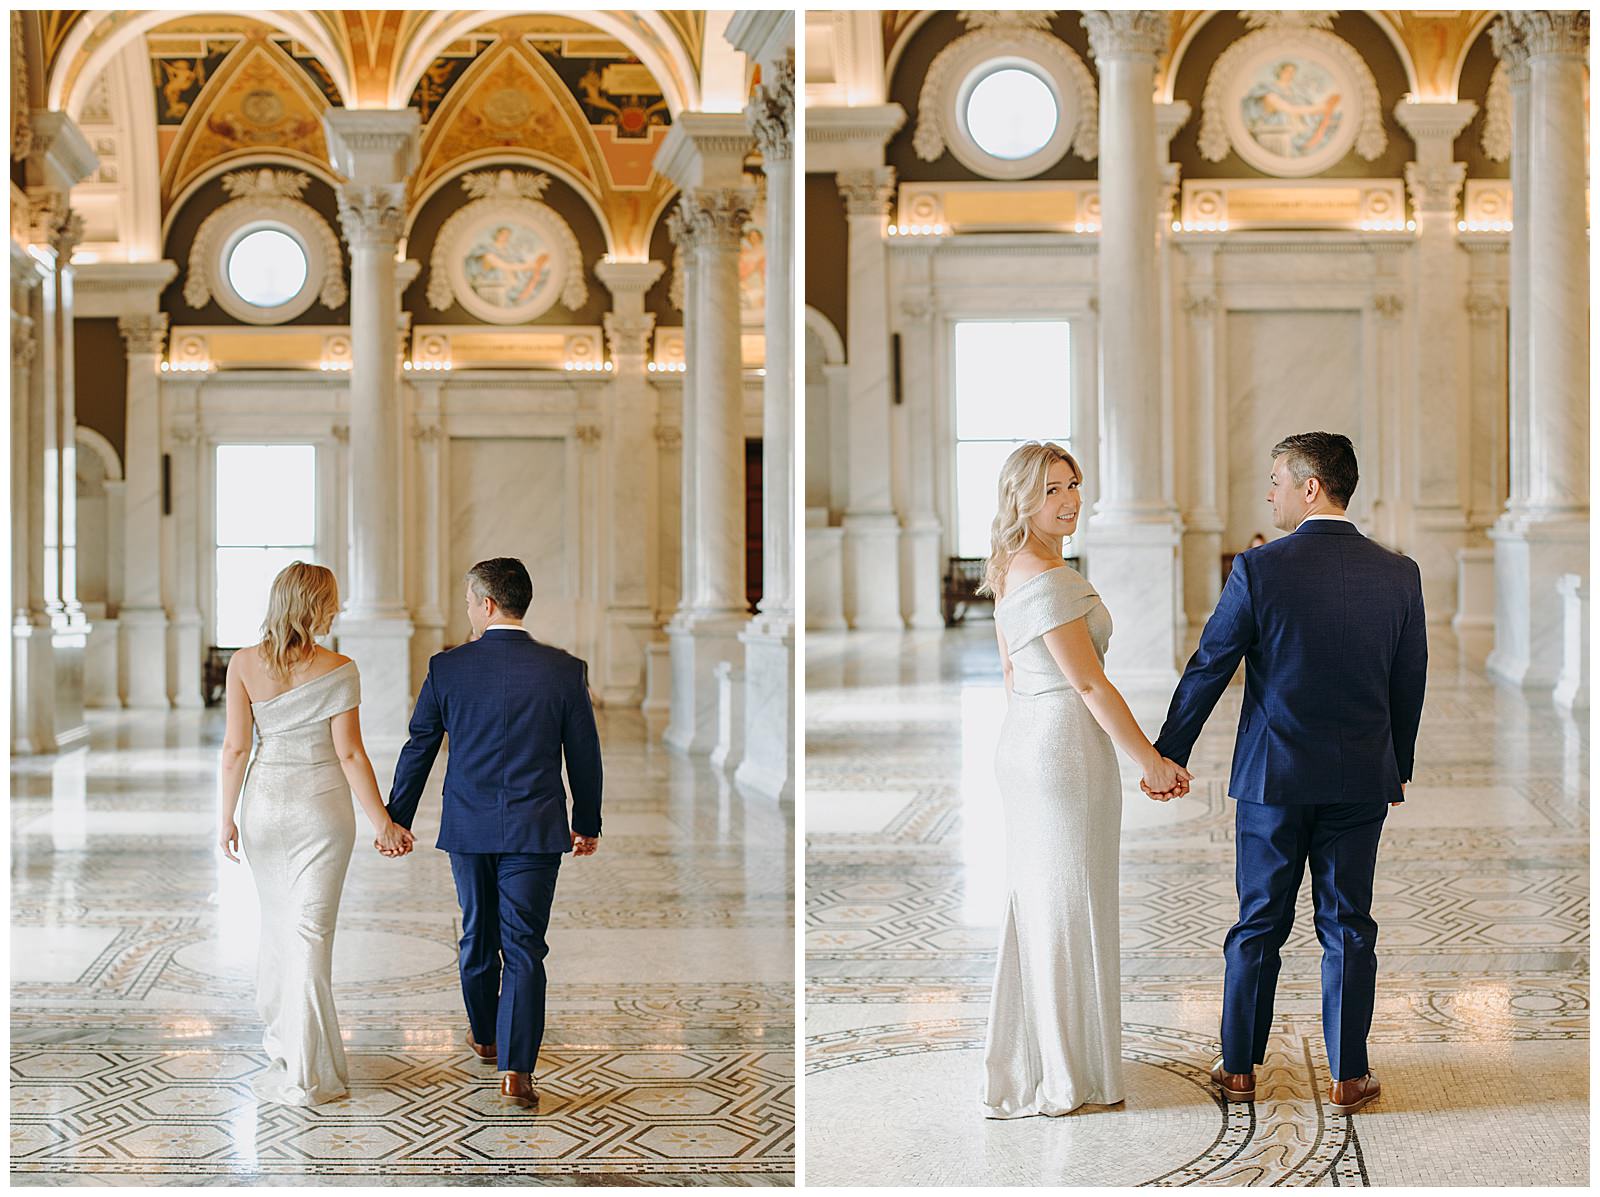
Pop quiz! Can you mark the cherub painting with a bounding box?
[159,59,206,121]
[463,224,552,309]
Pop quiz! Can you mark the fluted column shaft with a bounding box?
[118,312,170,707]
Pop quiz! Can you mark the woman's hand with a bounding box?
[219,820,241,863]
[374,820,414,858]
[1141,754,1193,801]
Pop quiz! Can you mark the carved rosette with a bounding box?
[1506,10,1590,61]
[1404,161,1468,219]
[117,313,170,358]
[337,183,407,250]
[746,50,795,164]
[667,189,753,255]
[836,167,896,218]
[1081,10,1170,65]
[603,311,657,360]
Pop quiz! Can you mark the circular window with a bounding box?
[965,67,1059,161]
[226,227,308,308]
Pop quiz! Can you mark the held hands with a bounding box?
[374,821,415,858]
[572,832,600,857]
[219,820,241,863]
[1139,754,1193,802]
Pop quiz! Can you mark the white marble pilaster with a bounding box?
[805,509,847,630]
[1462,242,1510,542]
[163,404,203,709]
[597,259,666,706]
[838,163,904,630]
[12,244,56,752]
[1081,11,1180,686]
[738,50,797,801]
[1177,243,1225,628]
[1487,13,1589,689]
[408,382,446,687]
[895,248,943,631]
[324,110,419,739]
[656,114,756,754]
[117,310,171,707]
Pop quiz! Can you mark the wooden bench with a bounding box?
[943,555,1083,625]
[203,647,236,707]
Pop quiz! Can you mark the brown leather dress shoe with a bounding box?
[1328,1072,1380,1114]
[466,1031,496,1063]
[500,1071,538,1109]
[1209,1054,1256,1102]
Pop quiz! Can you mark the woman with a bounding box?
[217,562,412,1105]
[979,442,1191,1118]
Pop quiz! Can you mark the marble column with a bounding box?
[838,165,903,630]
[1487,12,1590,689]
[324,110,419,738]
[12,244,55,753]
[596,258,665,706]
[1178,244,1226,628]
[1081,11,1180,686]
[664,184,756,754]
[117,311,170,707]
[737,52,796,800]
[1397,100,1477,625]
[895,245,943,630]
[1490,21,1532,519]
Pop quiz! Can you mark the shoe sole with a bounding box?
[499,1094,539,1110]
[1217,1086,1255,1103]
[1328,1090,1379,1115]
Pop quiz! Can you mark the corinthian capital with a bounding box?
[746,50,795,163]
[1404,161,1467,219]
[117,312,170,357]
[1490,18,1532,82]
[25,190,84,259]
[837,166,896,217]
[1082,10,1170,66]
[604,311,658,359]
[336,183,407,249]
[1506,10,1589,61]
[666,188,754,254]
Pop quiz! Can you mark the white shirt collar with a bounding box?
[483,622,529,634]
[1300,513,1355,525]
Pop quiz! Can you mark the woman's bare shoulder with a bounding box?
[1001,553,1066,593]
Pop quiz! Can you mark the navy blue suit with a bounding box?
[387,627,603,1073]
[1154,519,1426,1080]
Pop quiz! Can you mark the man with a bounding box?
[385,556,603,1109]
[1147,432,1426,1116]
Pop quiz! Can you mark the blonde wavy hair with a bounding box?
[259,561,339,682]
[979,441,1083,599]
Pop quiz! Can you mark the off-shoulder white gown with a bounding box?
[238,661,360,1106]
[982,566,1126,1117]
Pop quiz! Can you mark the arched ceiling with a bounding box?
[35,10,732,260]
[865,10,1500,105]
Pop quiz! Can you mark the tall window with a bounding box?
[953,320,1073,558]
[214,444,317,647]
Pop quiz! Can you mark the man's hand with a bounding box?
[572,833,599,857]
[1391,782,1405,809]
[1139,777,1191,802]
[375,823,414,858]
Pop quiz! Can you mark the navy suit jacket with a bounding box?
[1153,520,1426,805]
[386,628,603,853]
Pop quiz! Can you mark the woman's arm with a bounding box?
[217,653,255,862]
[995,620,1014,696]
[330,702,411,854]
[1040,618,1191,796]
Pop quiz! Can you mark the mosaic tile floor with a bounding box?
[11,708,794,1184]
[804,625,1589,1187]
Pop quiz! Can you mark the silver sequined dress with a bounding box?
[238,661,360,1106]
[983,566,1126,1117]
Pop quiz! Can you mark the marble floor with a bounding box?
[805,624,1588,1187]
[11,707,794,1184]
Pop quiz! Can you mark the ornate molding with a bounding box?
[1182,292,1220,318]
[836,167,896,217]
[1404,161,1467,218]
[654,425,682,449]
[117,313,169,358]
[900,293,933,324]
[1372,292,1404,319]
[1081,10,1170,64]
[167,422,200,446]
[1465,290,1505,321]
[337,183,407,250]
[185,173,347,313]
[1197,19,1386,175]
[331,423,350,445]
[1489,18,1531,84]
[1481,63,1512,161]
[424,170,587,320]
[1506,10,1589,60]
[575,424,602,447]
[25,190,84,259]
[746,50,795,163]
[12,317,36,367]
[666,188,754,254]
[411,420,443,444]
[10,13,30,161]
[915,16,1098,168]
[603,311,657,359]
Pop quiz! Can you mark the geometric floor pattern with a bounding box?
[805,624,1588,1187]
[12,707,794,1184]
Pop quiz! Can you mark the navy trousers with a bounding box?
[1222,800,1388,1081]
[449,851,563,1074]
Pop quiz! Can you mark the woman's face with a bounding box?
[1027,459,1082,544]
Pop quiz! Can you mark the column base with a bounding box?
[843,512,902,630]
[13,616,58,754]
[900,519,944,630]
[336,615,416,743]
[1411,510,1471,627]
[599,608,657,707]
[169,613,205,709]
[1485,513,1588,688]
[709,661,745,774]
[663,610,746,755]
[84,615,121,709]
[51,617,90,751]
[1553,574,1588,713]
[642,640,672,718]
[736,615,794,802]
[805,518,847,630]
[409,619,445,701]
[1181,524,1223,628]
[120,607,170,709]
[1451,547,1496,636]
[1084,513,1182,689]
